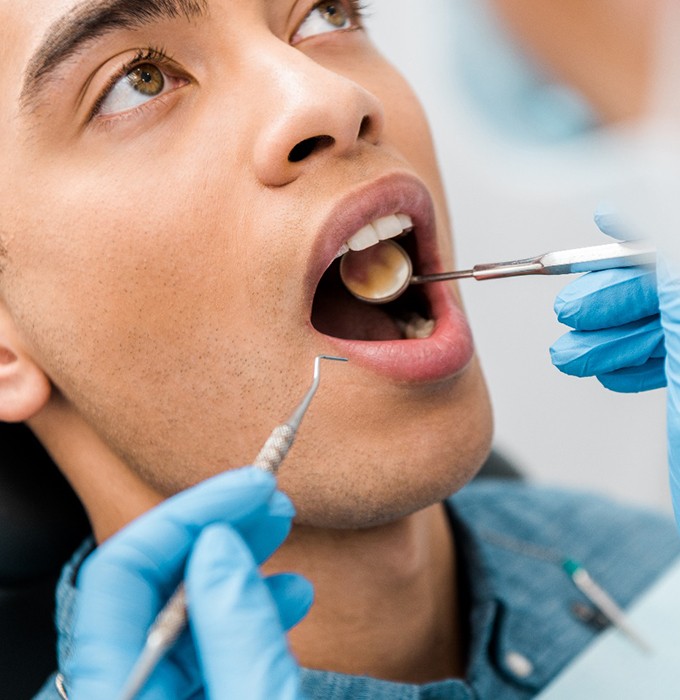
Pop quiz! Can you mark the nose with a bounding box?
[252,46,385,187]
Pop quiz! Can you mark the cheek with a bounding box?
[372,67,439,170]
[3,162,262,400]
[3,148,317,490]
[372,71,456,260]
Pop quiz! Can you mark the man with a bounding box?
[0,1,676,698]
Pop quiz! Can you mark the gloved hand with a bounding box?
[551,211,680,527]
[66,466,311,700]
[550,217,665,393]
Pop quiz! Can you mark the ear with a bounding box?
[0,304,51,422]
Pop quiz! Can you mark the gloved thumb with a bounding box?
[594,203,638,241]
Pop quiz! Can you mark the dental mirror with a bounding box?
[339,240,414,304]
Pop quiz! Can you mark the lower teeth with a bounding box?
[397,313,435,340]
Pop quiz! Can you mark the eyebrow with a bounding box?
[20,0,208,112]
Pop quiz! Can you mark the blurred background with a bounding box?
[367,0,673,512]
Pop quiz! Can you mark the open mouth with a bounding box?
[311,214,435,341]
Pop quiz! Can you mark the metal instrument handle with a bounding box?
[252,424,296,475]
[471,241,656,280]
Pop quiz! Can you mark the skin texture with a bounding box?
[490,0,662,123]
[0,0,493,682]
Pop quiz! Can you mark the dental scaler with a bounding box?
[340,240,656,304]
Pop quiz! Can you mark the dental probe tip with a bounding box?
[287,355,348,432]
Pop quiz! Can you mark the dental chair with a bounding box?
[0,422,90,699]
[0,421,520,700]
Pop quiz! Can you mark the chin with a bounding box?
[279,373,494,530]
[284,451,490,530]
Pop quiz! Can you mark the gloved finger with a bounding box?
[265,573,314,631]
[554,268,658,330]
[550,316,663,377]
[186,524,303,700]
[91,467,283,575]
[597,357,667,393]
[593,205,636,240]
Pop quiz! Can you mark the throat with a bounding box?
[265,504,466,683]
[312,282,404,340]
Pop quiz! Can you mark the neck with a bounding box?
[265,502,464,684]
[28,398,162,542]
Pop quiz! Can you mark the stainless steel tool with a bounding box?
[340,240,656,304]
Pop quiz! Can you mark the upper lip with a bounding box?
[305,171,440,310]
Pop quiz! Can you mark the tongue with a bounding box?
[312,288,403,341]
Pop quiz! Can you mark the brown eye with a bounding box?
[317,1,349,27]
[127,64,165,97]
[293,0,355,42]
[94,52,189,119]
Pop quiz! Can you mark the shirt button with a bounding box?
[505,651,534,679]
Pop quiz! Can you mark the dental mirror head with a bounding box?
[339,239,413,304]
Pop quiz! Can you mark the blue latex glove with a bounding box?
[551,212,680,527]
[66,467,311,700]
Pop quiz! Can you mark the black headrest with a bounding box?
[0,423,90,585]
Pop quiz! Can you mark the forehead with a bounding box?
[2,0,75,63]
[0,1,78,119]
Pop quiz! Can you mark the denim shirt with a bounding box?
[35,480,680,699]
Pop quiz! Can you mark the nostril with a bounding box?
[288,135,335,163]
[358,115,372,139]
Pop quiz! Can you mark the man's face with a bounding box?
[0,0,492,528]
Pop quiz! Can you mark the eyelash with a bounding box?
[346,0,370,20]
[89,46,177,121]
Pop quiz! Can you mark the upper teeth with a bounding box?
[340,213,413,256]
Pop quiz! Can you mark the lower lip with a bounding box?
[313,282,474,383]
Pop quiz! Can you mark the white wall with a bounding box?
[367,0,671,512]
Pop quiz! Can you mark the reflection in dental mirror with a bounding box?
[339,239,413,303]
